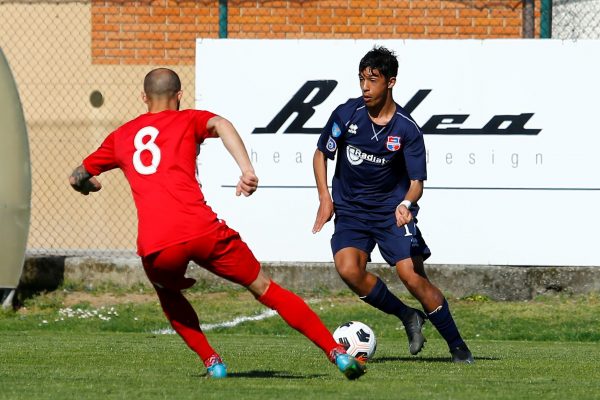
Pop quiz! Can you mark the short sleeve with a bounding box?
[402,122,427,181]
[193,110,218,142]
[82,132,118,176]
[317,108,345,160]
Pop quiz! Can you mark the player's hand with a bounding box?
[69,166,102,195]
[236,170,258,197]
[312,197,334,234]
[69,176,102,195]
[395,204,413,227]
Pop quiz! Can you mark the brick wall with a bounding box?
[92,0,541,65]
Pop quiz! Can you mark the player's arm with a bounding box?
[312,149,333,234]
[313,109,344,233]
[206,115,258,197]
[396,118,427,227]
[395,179,423,227]
[69,165,102,195]
[69,131,118,195]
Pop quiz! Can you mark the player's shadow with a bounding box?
[371,355,499,363]
[200,370,325,379]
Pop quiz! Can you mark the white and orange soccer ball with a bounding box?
[333,321,377,362]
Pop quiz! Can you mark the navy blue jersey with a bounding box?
[317,97,427,224]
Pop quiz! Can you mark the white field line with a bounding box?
[151,299,323,335]
[151,309,278,335]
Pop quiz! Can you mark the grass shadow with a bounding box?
[199,370,326,379]
[371,355,500,363]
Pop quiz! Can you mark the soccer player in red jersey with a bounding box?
[69,68,365,380]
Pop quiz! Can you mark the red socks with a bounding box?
[155,281,341,367]
[258,281,339,360]
[153,285,217,363]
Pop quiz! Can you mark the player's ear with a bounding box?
[141,92,149,104]
[387,77,396,89]
[176,90,183,101]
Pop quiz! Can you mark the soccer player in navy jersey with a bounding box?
[312,47,473,363]
[69,68,365,379]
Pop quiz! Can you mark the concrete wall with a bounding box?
[19,255,600,301]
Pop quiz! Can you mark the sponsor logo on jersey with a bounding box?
[326,137,337,152]
[346,145,388,166]
[348,124,358,135]
[331,122,342,138]
[386,136,401,151]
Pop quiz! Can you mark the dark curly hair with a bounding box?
[359,46,398,80]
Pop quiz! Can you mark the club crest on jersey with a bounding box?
[326,136,337,152]
[386,136,402,151]
[331,122,342,138]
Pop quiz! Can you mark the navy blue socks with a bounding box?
[361,278,466,350]
[360,277,413,322]
[427,298,465,349]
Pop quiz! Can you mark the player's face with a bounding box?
[359,68,391,108]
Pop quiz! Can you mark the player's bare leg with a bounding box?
[333,248,375,295]
[247,269,365,380]
[395,256,443,312]
[395,257,473,363]
[334,247,427,355]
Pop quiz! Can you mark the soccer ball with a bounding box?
[333,321,377,362]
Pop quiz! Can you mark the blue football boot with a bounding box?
[207,362,227,378]
[205,354,227,378]
[331,348,366,380]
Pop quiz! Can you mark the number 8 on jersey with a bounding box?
[133,126,161,175]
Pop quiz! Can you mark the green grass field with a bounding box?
[1,287,599,399]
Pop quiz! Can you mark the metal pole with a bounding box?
[540,0,553,38]
[219,0,228,39]
[522,0,535,38]
[1,289,16,309]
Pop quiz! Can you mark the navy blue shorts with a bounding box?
[331,215,431,266]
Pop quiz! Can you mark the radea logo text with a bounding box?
[252,81,541,136]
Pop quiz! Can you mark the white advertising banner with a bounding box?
[196,39,600,266]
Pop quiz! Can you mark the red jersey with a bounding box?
[83,109,220,256]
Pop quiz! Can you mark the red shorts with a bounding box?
[141,221,261,290]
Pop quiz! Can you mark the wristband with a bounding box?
[398,200,412,209]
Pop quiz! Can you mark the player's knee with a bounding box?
[151,279,174,292]
[401,276,421,293]
[246,270,271,297]
[335,263,354,280]
[147,270,194,292]
[152,282,165,290]
[337,264,367,288]
[396,267,422,290]
[400,274,442,303]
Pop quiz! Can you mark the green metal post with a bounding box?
[540,0,552,38]
[219,0,228,39]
